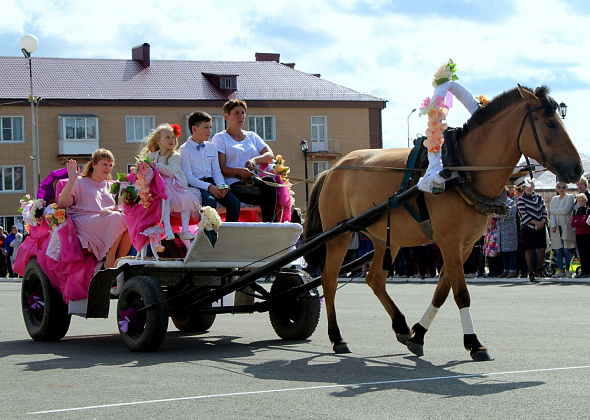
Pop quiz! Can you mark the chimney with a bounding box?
[132,43,150,67]
[255,52,280,62]
[281,62,295,69]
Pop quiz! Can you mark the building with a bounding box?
[0,44,386,228]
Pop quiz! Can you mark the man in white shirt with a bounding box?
[180,112,240,222]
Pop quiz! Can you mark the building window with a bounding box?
[0,166,25,192]
[0,215,24,231]
[58,115,99,140]
[311,116,327,152]
[220,76,237,90]
[1,117,24,142]
[211,115,226,138]
[248,116,276,141]
[126,116,155,142]
[312,161,329,179]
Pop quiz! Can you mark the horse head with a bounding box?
[517,85,583,183]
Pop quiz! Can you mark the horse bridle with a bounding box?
[516,103,550,179]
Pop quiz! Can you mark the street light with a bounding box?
[559,102,567,119]
[19,34,40,198]
[407,108,416,147]
[300,139,309,206]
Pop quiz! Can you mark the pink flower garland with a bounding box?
[419,95,449,153]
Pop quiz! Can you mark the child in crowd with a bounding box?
[483,218,502,277]
[571,193,590,277]
[180,111,240,222]
[140,123,201,240]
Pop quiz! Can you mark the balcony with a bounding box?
[306,138,341,157]
[58,139,99,157]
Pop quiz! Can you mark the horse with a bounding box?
[303,85,583,360]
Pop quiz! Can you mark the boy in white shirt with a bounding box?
[180,111,240,222]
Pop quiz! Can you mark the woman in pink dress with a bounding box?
[58,148,132,268]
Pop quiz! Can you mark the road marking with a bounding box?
[28,365,590,415]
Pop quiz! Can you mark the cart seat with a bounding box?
[183,222,303,268]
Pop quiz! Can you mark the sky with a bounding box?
[2,0,590,154]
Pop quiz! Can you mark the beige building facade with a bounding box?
[0,48,386,228]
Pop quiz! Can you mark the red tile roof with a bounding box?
[0,56,385,104]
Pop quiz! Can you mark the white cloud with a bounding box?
[2,0,590,154]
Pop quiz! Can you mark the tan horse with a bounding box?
[303,85,583,360]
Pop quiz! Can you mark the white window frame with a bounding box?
[211,115,226,138]
[0,116,25,143]
[125,116,155,143]
[248,115,276,141]
[311,116,327,152]
[58,115,99,141]
[312,161,329,180]
[0,165,25,193]
[0,215,24,232]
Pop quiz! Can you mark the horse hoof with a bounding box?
[396,333,411,345]
[471,349,494,361]
[333,343,351,354]
[406,341,424,357]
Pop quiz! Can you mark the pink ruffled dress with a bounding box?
[63,176,127,261]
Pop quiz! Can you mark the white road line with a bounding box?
[28,365,590,415]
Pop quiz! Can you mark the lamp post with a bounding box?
[300,139,309,206]
[559,102,567,119]
[19,34,40,198]
[407,108,416,147]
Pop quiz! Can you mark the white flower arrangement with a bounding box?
[200,206,222,231]
[19,196,46,227]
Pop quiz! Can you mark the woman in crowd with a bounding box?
[212,99,279,222]
[549,182,576,277]
[516,178,548,282]
[497,188,519,278]
[58,149,131,268]
[571,193,590,278]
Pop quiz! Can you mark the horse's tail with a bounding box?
[302,170,329,275]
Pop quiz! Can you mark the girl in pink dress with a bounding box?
[58,149,132,269]
[140,123,201,240]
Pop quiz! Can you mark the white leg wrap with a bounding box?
[417,152,445,192]
[419,304,439,330]
[460,307,476,335]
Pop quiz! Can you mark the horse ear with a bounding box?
[517,84,540,106]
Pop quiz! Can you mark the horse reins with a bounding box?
[516,103,550,179]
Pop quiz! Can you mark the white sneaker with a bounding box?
[165,229,175,241]
[179,231,195,240]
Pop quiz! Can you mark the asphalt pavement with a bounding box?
[1,279,589,419]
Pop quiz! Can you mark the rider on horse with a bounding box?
[417,60,485,194]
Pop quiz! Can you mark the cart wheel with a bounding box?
[269,273,321,340]
[171,312,216,332]
[21,258,71,341]
[117,276,168,352]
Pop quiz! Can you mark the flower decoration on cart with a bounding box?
[200,206,222,248]
[43,203,67,231]
[18,194,46,229]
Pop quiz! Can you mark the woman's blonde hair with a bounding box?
[81,148,115,178]
[139,123,177,164]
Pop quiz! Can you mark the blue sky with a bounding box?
[2,0,590,154]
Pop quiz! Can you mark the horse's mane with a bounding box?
[462,85,558,136]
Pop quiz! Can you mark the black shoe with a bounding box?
[529,272,536,282]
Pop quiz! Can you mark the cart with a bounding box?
[20,180,404,352]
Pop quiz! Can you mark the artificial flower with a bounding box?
[43,203,68,231]
[19,197,45,227]
[200,206,222,248]
[170,124,182,138]
[432,58,458,88]
[476,94,489,107]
